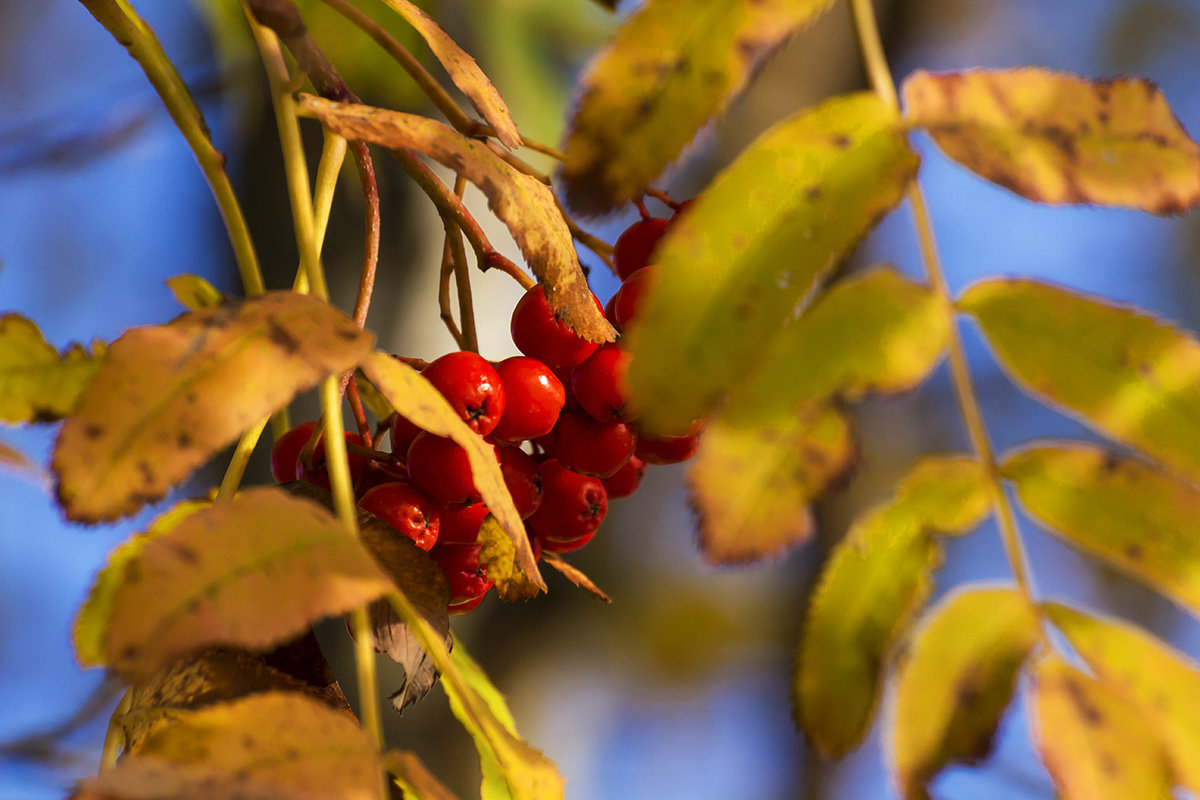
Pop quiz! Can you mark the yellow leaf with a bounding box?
[478,516,543,602]
[78,488,393,681]
[52,292,371,522]
[360,351,544,596]
[386,751,463,800]
[889,587,1039,799]
[376,0,521,149]
[961,278,1200,486]
[296,96,615,344]
[1045,602,1200,793]
[560,0,837,214]
[888,454,994,537]
[1003,441,1200,618]
[904,69,1200,214]
[1031,656,1174,800]
[72,759,294,800]
[540,551,611,603]
[624,93,918,434]
[689,405,856,565]
[0,314,105,424]
[164,274,224,311]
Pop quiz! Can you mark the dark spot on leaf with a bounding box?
[84,424,104,439]
[1124,542,1143,561]
[831,134,851,149]
[337,328,360,341]
[1064,678,1104,726]
[138,461,154,484]
[178,432,193,448]
[805,186,823,201]
[266,319,302,354]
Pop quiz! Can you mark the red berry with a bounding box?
[635,429,702,465]
[538,529,597,554]
[492,357,566,441]
[554,408,635,478]
[430,543,494,604]
[439,502,489,545]
[572,343,634,423]
[390,414,423,457]
[614,217,668,280]
[495,443,543,519]
[601,455,646,499]
[422,351,506,436]
[358,482,440,551]
[448,593,487,615]
[527,459,607,543]
[407,432,485,507]
[301,429,368,490]
[610,266,655,330]
[528,532,543,562]
[510,285,602,368]
[270,421,319,482]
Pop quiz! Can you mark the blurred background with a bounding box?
[3,0,1200,798]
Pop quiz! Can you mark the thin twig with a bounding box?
[346,377,373,446]
[448,174,479,352]
[643,185,677,209]
[438,235,466,347]
[350,139,381,328]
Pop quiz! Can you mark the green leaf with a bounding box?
[52,292,372,522]
[624,92,918,434]
[795,454,992,756]
[0,314,105,424]
[689,405,856,564]
[165,274,225,311]
[1045,602,1200,793]
[903,69,1200,214]
[1031,656,1174,800]
[889,587,1039,799]
[726,266,951,423]
[1003,441,1200,618]
[560,0,837,214]
[961,278,1200,486]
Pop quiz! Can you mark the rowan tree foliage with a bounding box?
[3,0,1200,798]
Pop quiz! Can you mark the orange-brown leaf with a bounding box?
[541,551,611,603]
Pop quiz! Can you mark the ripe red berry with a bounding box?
[358,481,440,551]
[510,285,602,368]
[390,414,423,458]
[614,217,668,280]
[492,356,566,441]
[422,351,506,436]
[527,459,607,544]
[635,429,703,465]
[553,408,635,478]
[448,593,487,615]
[601,455,646,499]
[439,502,489,545]
[358,458,412,492]
[430,543,494,604]
[609,266,655,330]
[538,529,597,554]
[272,421,368,488]
[572,343,633,423]
[407,432,485,507]
[495,443,543,519]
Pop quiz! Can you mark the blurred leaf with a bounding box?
[386,751,462,800]
[541,551,611,603]
[890,587,1039,798]
[727,266,950,423]
[1031,656,1174,800]
[353,370,396,421]
[625,93,918,434]
[165,274,224,311]
[1003,441,1200,617]
[377,0,521,149]
[0,313,105,424]
[76,488,393,681]
[52,292,372,522]
[297,96,614,344]
[690,405,856,564]
[961,278,1200,486]
[1045,602,1200,793]
[903,69,1200,213]
[795,454,990,755]
[478,516,542,601]
[560,0,837,213]
[360,351,544,596]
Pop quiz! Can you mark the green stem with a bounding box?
[351,606,383,745]
[217,416,270,500]
[99,688,132,772]
[292,131,349,294]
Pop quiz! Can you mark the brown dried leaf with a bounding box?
[541,552,611,603]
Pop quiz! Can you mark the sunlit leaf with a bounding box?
[478,516,542,601]
[1031,656,1174,800]
[72,759,292,800]
[297,96,614,344]
[961,278,1200,486]
[52,292,372,522]
[360,351,544,596]
[625,93,918,433]
[1045,602,1200,793]
[1003,441,1200,617]
[690,405,856,564]
[726,266,950,423]
[164,274,224,311]
[903,69,1200,214]
[541,551,611,603]
[386,751,463,800]
[0,313,105,424]
[560,0,837,213]
[795,454,991,755]
[890,587,1039,798]
[377,0,521,149]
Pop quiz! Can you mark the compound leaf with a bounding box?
[624,92,918,434]
[560,0,837,214]
[889,587,1039,799]
[903,69,1200,213]
[0,314,105,424]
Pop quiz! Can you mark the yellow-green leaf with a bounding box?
[795,454,991,756]
[903,69,1200,214]
[726,266,950,423]
[360,351,544,596]
[1031,656,1174,800]
[376,0,521,149]
[296,95,614,344]
[1045,602,1200,793]
[625,93,918,434]
[77,488,393,681]
[386,751,462,800]
[1003,441,1200,617]
[165,274,224,311]
[689,405,855,564]
[0,314,105,424]
[889,587,1039,799]
[560,0,837,214]
[478,516,542,602]
[52,292,371,522]
[961,278,1200,486]
[541,551,611,603]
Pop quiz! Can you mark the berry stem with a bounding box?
[643,185,677,210]
[448,174,480,352]
[347,378,374,447]
[349,139,382,329]
[439,237,467,348]
[216,416,270,500]
[293,132,349,295]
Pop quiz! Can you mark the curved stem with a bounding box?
[294,131,349,294]
[216,416,270,500]
[448,175,479,352]
[350,140,381,328]
[438,237,466,347]
[99,688,132,772]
